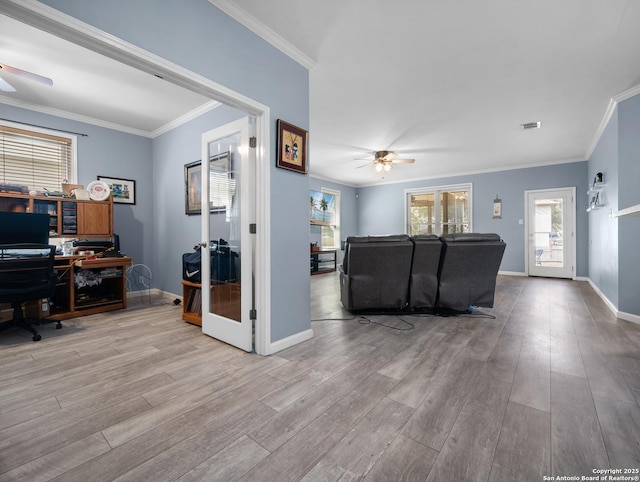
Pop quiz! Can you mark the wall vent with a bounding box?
[521,121,541,130]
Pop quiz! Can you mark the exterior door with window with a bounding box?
[407,184,471,235]
[200,118,255,352]
[526,188,575,279]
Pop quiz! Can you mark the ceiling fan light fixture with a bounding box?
[383,163,391,171]
[375,162,383,172]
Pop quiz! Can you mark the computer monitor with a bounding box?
[112,233,120,253]
[0,212,50,245]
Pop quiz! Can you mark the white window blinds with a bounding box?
[0,124,72,192]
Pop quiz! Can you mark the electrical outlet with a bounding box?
[139,275,144,284]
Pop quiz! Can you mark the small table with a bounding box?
[310,249,337,275]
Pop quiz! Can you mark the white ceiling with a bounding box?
[0,14,213,137]
[2,2,640,186]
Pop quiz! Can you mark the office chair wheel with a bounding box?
[55,322,62,329]
[32,334,41,342]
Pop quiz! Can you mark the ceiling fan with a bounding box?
[0,63,53,92]
[357,150,416,172]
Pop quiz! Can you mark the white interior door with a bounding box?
[201,117,254,351]
[526,188,575,279]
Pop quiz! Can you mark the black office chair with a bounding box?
[0,243,61,342]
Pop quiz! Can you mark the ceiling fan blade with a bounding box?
[0,76,17,92]
[355,162,371,169]
[390,158,415,164]
[0,63,53,87]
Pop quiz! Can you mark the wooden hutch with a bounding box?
[0,191,131,320]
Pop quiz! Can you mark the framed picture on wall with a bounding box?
[493,196,502,219]
[97,176,136,204]
[184,151,232,215]
[276,119,308,174]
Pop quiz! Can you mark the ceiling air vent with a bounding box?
[521,121,541,130]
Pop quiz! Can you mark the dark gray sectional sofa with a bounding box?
[339,233,506,313]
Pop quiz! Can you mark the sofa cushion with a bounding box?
[409,235,443,309]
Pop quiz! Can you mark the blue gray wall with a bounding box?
[618,95,640,315]
[587,93,640,317]
[39,0,311,343]
[357,162,590,277]
[587,108,619,307]
[0,104,153,270]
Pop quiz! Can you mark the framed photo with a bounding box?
[97,176,136,205]
[276,119,308,174]
[493,197,502,219]
[184,151,231,215]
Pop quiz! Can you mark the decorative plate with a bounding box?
[86,180,111,201]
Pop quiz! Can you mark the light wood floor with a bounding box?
[1,274,639,481]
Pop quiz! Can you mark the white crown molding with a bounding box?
[614,83,640,103]
[151,100,222,138]
[585,98,617,161]
[585,83,640,160]
[309,173,359,189]
[0,95,223,139]
[208,0,316,70]
[0,95,152,137]
[355,156,586,188]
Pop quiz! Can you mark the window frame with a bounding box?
[0,120,78,191]
[320,187,340,250]
[404,183,473,236]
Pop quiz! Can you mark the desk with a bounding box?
[49,255,132,320]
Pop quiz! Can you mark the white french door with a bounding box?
[526,187,575,279]
[200,117,255,351]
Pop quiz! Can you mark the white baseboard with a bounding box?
[269,329,314,354]
[618,310,640,324]
[586,278,640,324]
[498,271,527,277]
[127,288,180,301]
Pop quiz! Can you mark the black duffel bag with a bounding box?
[182,239,238,284]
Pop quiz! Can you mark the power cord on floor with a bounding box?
[310,308,495,331]
[311,314,415,330]
[358,315,415,331]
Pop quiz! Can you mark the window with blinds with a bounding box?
[0,124,74,192]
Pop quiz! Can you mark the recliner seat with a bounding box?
[437,233,506,311]
[340,235,414,311]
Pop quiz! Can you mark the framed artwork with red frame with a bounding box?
[276,119,308,174]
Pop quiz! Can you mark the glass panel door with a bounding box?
[201,118,253,351]
[527,188,575,279]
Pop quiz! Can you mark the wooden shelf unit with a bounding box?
[0,192,113,238]
[310,249,337,275]
[182,280,241,326]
